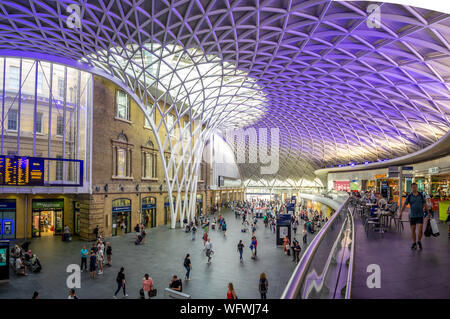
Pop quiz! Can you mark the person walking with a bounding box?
[184,254,192,280]
[302,224,307,245]
[113,267,128,298]
[227,282,238,299]
[89,250,97,279]
[80,246,88,272]
[259,273,269,299]
[106,242,112,266]
[222,220,227,236]
[293,220,298,235]
[250,237,256,259]
[202,231,208,248]
[192,224,197,240]
[142,274,154,299]
[400,182,427,250]
[237,240,244,262]
[205,239,213,264]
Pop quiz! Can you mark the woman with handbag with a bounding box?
[141,274,154,299]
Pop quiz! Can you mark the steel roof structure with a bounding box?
[0,0,449,192]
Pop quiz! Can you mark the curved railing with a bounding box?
[281,195,355,299]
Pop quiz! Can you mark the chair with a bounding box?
[393,211,409,232]
[365,214,382,237]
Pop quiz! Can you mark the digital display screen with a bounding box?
[0,156,44,186]
[0,248,6,266]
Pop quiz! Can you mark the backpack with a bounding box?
[407,192,424,204]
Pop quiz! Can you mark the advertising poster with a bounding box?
[0,248,6,266]
[279,226,288,239]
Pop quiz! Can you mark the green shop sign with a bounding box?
[32,200,64,210]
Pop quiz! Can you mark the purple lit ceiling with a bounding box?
[0,0,449,181]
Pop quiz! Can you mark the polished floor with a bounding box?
[0,208,313,299]
[351,208,450,299]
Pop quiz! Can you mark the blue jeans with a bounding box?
[239,249,243,260]
[185,265,191,279]
[114,282,126,296]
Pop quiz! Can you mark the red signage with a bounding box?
[334,181,350,192]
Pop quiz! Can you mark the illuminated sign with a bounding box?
[0,156,44,186]
[374,174,387,179]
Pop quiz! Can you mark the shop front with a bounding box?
[112,199,131,236]
[429,173,450,221]
[334,180,350,192]
[32,199,64,237]
[164,197,176,225]
[142,197,156,228]
[0,199,16,240]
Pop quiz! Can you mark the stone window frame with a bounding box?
[111,132,134,180]
[141,140,158,181]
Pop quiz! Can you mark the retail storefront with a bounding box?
[112,199,131,236]
[32,199,64,237]
[0,199,16,240]
[142,197,156,228]
[73,201,81,236]
[334,181,350,192]
[164,197,175,225]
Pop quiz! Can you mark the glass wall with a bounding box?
[0,57,92,187]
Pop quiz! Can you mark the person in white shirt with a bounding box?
[97,249,104,274]
[205,239,213,264]
[377,194,387,210]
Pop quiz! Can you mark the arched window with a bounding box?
[142,139,157,179]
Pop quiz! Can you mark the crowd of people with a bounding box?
[20,197,322,300]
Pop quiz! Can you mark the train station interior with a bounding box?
[0,0,448,300]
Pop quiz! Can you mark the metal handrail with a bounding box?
[281,195,351,299]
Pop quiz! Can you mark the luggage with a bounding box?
[430,218,440,237]
[149,289,157,297]
[424,220,432,237]
[135,234,143,245]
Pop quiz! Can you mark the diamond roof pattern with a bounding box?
[0,0,449,182]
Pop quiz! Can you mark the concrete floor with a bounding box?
[0,208,314,299]
[351,208,450,299]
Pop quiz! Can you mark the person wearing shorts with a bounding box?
[400,183,427,250]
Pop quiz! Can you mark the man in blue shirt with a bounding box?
[80,246,88,272]
[400,183,427,250]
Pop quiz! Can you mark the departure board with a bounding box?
[4,157,18,185]
[0,156,45,186]
[0,157,4,185]
[29,158,44,186]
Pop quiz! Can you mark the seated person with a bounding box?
[385,198,398,215]
[169,275,182,292]
[15,257,27,276]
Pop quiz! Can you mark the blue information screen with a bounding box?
[0,156,44,186]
